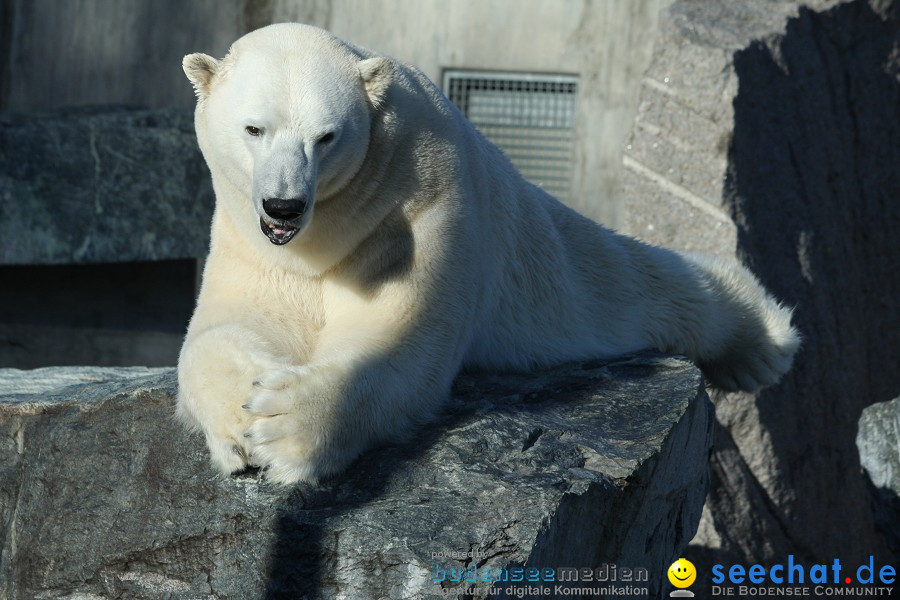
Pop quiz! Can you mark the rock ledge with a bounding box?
[0,354,712,599]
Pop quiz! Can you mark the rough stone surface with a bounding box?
[620,0,836,258]
[623,0,900,574]
[0,107,214,265]
[857,397,900,553]
[0,354,712,599]
[0,366,167,396]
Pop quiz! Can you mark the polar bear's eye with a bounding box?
[317,132,335,145]
[245,125,262,137]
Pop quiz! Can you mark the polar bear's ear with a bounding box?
[183,53,221,99]
[358,57,394,109]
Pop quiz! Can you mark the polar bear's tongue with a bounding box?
[259,217,300,245]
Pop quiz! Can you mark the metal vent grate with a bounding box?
[443,70,578,202]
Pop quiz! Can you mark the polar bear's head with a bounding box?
[183,24,392,246]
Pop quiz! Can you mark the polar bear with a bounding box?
[177,23,799,484]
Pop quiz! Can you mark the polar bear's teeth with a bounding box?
[259,217,300,245]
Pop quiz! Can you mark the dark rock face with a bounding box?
[0,355,712,599]
[0,108,212,367]
[857,397,900,554]
[723,0,900,564]
[625,0,900,573]
[0,107,214,265]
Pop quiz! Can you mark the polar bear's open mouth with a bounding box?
[259,217,300,245]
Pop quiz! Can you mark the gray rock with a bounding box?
[858,397,900,553]
[620,0,841,258]
[0,354,713,599]
[0,107,213,265]
[0,366,168,396]
[623,0,900,573]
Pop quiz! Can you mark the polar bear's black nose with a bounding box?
[262,197,307,221]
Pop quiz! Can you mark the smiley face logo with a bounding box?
[667,558,696,588]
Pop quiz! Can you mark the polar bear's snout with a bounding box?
[250,132,321,246]
[263,197,307,221]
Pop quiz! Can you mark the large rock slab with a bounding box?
[0,107,213,265]
[0,366,168,396]
[622,0,900,572]
[0,355,712,599]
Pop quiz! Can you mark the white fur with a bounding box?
[178,24,800,484]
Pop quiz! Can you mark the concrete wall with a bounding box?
[0,0,245,112]
[0,0,667,226]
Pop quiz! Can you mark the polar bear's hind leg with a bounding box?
[681,254,801,392]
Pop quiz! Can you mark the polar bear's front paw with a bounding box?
[242,366,358,485]
[206,425,256,476]
[193,386,259,476]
